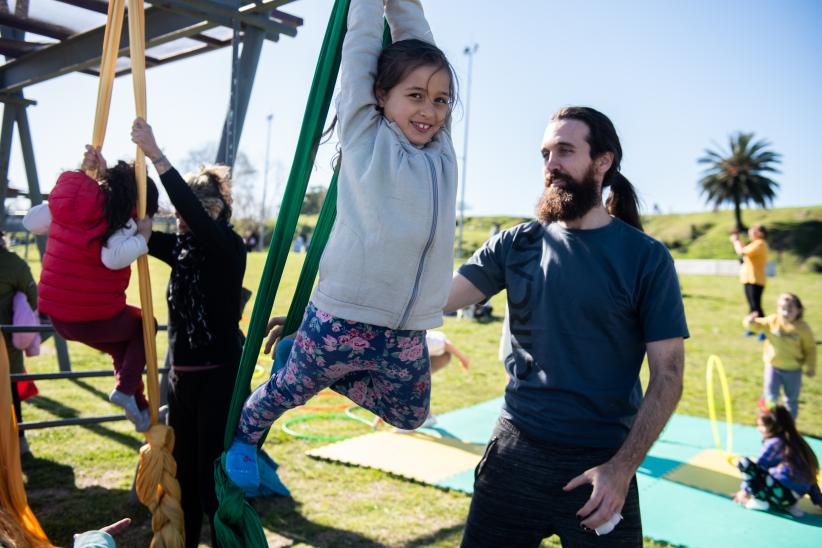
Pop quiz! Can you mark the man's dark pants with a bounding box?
[461,418,642,547]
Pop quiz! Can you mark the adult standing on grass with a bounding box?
[131,117,247,548]
[730,223,769,333]
[446,107,689,547]
[0,231,37,455]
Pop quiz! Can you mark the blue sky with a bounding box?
[5,0,822,217]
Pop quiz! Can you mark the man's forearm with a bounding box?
[611,353,683,473]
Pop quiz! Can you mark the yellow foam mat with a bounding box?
[665,448,822,514]
[306,431,484,484]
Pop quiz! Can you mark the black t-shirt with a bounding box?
[459,219,689,448]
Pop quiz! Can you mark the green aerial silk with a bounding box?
[213,2,349,545]
[281,22,390,341]
[255,22,391,448]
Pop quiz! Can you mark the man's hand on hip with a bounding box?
[563,459,633,530]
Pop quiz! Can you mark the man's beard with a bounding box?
[536,166,602,224]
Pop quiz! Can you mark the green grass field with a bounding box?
[10,233,822,546]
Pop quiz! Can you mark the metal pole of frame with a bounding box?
[216,26,265,168]
[15,105,45,256]
[258,113,273,251]
[0,103,16,228]
[456,43,478,259]
[14,101,72,371]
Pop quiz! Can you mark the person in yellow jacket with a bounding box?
[744,293,816,418]
[731,224,769,324]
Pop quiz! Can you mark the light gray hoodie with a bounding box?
[311,0,458,330]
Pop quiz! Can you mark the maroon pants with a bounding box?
[51,305,149,409]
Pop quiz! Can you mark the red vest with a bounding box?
[38,171,131,322]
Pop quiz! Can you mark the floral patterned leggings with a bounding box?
[236,303,432,445]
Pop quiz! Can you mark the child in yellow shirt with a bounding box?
[731,224,768,338]
[744,293,816,418]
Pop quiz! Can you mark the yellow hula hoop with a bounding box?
[706,355,734,459]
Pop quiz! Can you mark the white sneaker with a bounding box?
[109,389,150,433]
[137,409,151,433]
[392,413,437,433]
[420,413,438,428]
[158,404,169,424]
[786,503,804,517]
[745,498,770,511]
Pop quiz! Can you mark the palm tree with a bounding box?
[698,132,781,231]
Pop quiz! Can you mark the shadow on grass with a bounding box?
[254,496,384,546]
[402,522,464,547]
[25,394,142,451]
[71,378,114,402]
[21,453,152,547]
[252,495,467,547]
[680,292,731,303]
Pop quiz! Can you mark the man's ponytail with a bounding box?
[605,171,643,231]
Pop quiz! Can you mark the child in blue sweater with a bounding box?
[734,404,822,516]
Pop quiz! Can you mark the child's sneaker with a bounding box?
[137,408,151,433]
[226,439,260,490]
[393,412,437,433]
[745,498,770,511]
[158,404,169,424]
[110,389,150,433]
[757,332,766,342]
[786,502,804,517]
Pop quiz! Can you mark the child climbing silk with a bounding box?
[228,0,458,487]
[23,151,158,432]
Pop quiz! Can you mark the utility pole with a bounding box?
[457,43,478,259]
[259,113,273,251]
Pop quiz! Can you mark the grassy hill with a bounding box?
[239,205,822,273]
[641,205,822,273]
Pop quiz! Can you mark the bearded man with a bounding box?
[448,107,689,547]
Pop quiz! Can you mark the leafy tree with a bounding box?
[698,132,781,231]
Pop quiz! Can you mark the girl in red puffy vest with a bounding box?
[23,148,159,432]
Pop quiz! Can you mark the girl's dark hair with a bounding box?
[374,39,458,118]
[552,106,643,231]
[93,161,159,246]
[322,38,459,167]
[760,405,819,484]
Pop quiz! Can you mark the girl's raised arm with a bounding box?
[337,0,385,148]
[385,0,434,44]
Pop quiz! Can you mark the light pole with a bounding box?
[259,113,273,251]
[457,43,478,259]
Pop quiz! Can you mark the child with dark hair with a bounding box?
[23,148,159,432]
[744,293,816,418]
[225,0,459,490]
[733,404,822,517]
